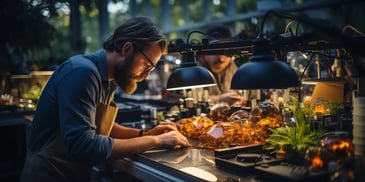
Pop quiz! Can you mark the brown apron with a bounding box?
[95,101,118,136]
[20,102,118,182]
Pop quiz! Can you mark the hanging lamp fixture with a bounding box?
[231,10,300,90]
[166,47,216,91]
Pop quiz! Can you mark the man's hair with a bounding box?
[103,17,167,54]
[205,24,232,40]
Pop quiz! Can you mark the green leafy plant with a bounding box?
[265,96,327,163]
[326,101,343,115]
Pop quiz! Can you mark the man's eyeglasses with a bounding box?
[134,46,156,73]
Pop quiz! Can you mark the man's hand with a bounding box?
[144,121,190,148]
[145,121,178,135]
[156,130,191,148]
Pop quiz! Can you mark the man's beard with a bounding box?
[114,54,144,94]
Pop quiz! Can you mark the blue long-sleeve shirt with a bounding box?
[28,49,114,164]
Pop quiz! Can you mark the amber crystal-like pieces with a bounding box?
[250,102,283,129]
[209,103,231,121]
[178,101,284,149]
[199,121,241,149]
[176,116,214,139]
[228,110,250,122]
[321,136,354,163]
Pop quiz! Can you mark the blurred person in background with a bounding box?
[198,25,242,105]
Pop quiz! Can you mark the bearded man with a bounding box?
[21,17,189,182]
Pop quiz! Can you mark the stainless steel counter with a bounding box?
[114,147,256,182]
[113,145,365,182]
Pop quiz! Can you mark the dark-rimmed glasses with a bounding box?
[134,46,156,73]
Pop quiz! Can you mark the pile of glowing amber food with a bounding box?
[177,102,283,149]
[198,121,242,149]
[176,116,214,139]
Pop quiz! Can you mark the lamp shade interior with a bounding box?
[166,66,216,90]
[231,60,299,89]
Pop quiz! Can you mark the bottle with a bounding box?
[150,107,158,126]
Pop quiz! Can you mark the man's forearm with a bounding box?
[109,123,140,139]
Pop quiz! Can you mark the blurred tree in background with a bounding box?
[1,0,362,74]
[0,0,115,73]
[0,0,56,73]
[0,0,258,73]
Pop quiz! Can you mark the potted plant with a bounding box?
[265,96,328,165]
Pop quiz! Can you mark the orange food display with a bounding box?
[177,102,284,149]
[227,110,265,146]
[228,110,250,122]
[320,136,354,163]
[176,116,214,139]
[198,121,241,149]
[250,102,283,129]
[209,103,231,121]
[237,120,268,146]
